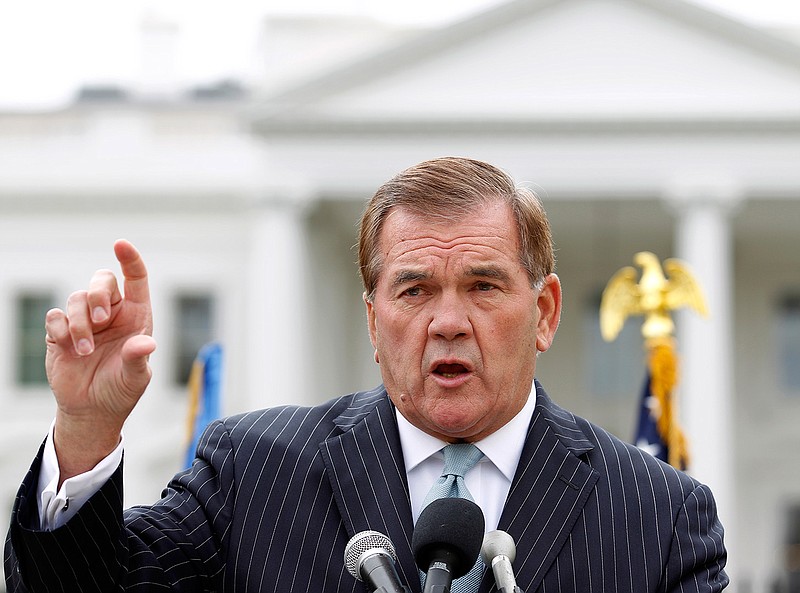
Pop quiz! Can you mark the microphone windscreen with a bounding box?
[344,530,398,580]
[480,530,517,564]
[412,497,485,578]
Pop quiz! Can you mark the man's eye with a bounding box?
[475,282,495,292]
[402,286,422,297]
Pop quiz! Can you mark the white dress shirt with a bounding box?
[38,421,124,529]
[397,389,536,532]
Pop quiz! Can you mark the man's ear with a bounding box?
[364,292,378,349]
[535,274,562,353]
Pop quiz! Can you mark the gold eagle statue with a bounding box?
[600,252,708,342]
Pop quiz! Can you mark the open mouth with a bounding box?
[433,363,470,379]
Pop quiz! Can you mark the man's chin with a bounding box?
[425,412,486,442]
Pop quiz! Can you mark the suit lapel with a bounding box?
[320,383,599,593]
[492,382,599,593]
[320,386,421,592]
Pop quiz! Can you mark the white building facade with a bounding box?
[2,0,800,590]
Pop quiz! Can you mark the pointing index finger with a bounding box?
[113,239,150,304]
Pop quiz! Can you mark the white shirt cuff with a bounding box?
[37,420,124,530]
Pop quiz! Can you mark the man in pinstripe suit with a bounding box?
[5,157,728,592]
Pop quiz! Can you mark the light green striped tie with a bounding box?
[420,443,485,593]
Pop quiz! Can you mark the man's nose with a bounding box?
[428,294,472,341]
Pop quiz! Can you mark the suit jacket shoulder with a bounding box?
[499,381,728,593]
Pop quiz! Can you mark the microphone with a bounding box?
[344,530,412,593]
[480,530,524,593]
[412,497,485,593]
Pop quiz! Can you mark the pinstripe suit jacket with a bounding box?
[5,381,727,592]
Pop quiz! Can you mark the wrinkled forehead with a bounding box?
[377,203,521,269]
[382,198,515,236]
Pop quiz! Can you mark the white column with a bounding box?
[665,179,742,589]
[246,190,314,411]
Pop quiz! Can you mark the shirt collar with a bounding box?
[395,387,537,482]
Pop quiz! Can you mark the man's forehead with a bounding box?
[383,200,510,226]
[380,204,517,249]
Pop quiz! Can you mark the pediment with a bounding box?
[258,0,800,125]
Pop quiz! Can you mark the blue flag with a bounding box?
[633,373,669,464]
[183,342,223,469]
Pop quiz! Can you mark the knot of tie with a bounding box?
[422,443,484,509]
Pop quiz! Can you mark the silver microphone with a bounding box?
[344,530,411,593]
[481,530,523,593]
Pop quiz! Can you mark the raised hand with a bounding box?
[45,239,157,482]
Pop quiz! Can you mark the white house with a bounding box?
[1,0,800,590]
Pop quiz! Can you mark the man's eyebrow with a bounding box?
[389,266,510,288]
[391,269,429,288]
[467,266,511,282]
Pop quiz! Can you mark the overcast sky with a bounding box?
[1,0,799,110]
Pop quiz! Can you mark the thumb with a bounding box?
[120,334,157,390]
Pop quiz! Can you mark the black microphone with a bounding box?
[481,530,525,593]
[344,530,412,593]
[412,497,485,593]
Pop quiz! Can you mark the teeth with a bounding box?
[442,373,459,378]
